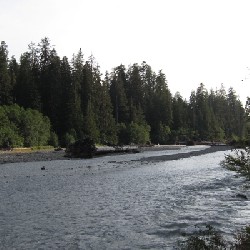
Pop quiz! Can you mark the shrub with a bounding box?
[62,131,76,147]
[221,148,250,179]
[233,226,250,249]
[0,104,52,148]
[117,122,151,145]
[49,131,59,147]
[178,225,250,249]
[127,122,150,145]
[178,225,227,250]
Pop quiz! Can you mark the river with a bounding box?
[0,146,250,249]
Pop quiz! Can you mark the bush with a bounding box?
[179,225,226,249]
[0,126,24,147]
[62,131,76,147]
[127,122,150,145]
[49,131,59,147]
[20,109,51,147]
[117,122,151,145]
[0,104,52,148]
[221,147,250,179]
[178,225,250,249]
[233,226,250,249]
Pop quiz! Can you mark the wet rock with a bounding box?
[236,193,248,200]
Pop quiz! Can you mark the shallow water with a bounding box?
[0,147,249,249]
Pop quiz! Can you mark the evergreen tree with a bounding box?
[81,55,101,141]
[110,65,129,123]
[126,63,147,124]
[227,87,245,139]
[0,41,12,105]
[149,70,172,143]
[98,72,117,145]
[172,92,189,142]
[45,50,62,134]
[1,37,248,146]
[15,50,41,110]
[71,49,84,137]
[60,56,75,138]
[245,97,250,143]
[212,84,228,136]
[8,56,19,102]
[194,83,213,140]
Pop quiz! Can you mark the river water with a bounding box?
[0,146,250,249]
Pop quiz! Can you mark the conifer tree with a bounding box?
[172,92,189,142]
[98,72,117,145]
[15,50,41,110]
[0,41,12,105]
[8,56,18,102]
[227,87,245,139]
[60,56,75,137]
[126,63,147,124]
[71,49,84,138]
[149,71,172,143]
[110,65,129,123]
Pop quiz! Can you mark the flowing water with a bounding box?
[0,146,250,249]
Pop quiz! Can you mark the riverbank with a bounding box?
[0,145,232,165]
[0,149,66,164]
[142,145,232,162]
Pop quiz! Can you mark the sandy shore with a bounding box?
[0,145,232,165]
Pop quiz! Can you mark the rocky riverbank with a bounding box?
[142,145,232,162]
[0,145,232,165]
[0,149,67,164]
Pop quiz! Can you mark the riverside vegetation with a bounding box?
[178,98,250,249]
[0,38,249,149]
[1,37,250,248]
[178,147,250,249]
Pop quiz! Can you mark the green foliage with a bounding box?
[83,102,100,142]
[31,145,54,150]
[0,126,24,147]
[117,123,129,145]
[221,148,250,179]
[0,104,51,148]
[0,105,23,147]
[157,123,171,144]
[21,109,51,147]
[49,131,59,147]
[62,131,76,147]
[0,41,12,105]
[233,226,250,249]
[117,122,150,145]
[127,122,150,145]
[178,225,250,250]
[179,225,226,250]
[1,39,248,146]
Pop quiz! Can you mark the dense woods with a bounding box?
[0,38,248,147]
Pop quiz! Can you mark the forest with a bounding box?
[0,38,249,148]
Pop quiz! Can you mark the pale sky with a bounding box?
[1,0,249,103]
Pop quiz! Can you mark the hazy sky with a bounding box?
[1,0,249,103]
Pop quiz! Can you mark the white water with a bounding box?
[0,147,250,249]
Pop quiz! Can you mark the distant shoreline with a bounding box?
[0,145,232,165]
[141,145,232,162]
[0,149,67,164]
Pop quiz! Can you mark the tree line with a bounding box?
[0,38,248,147]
